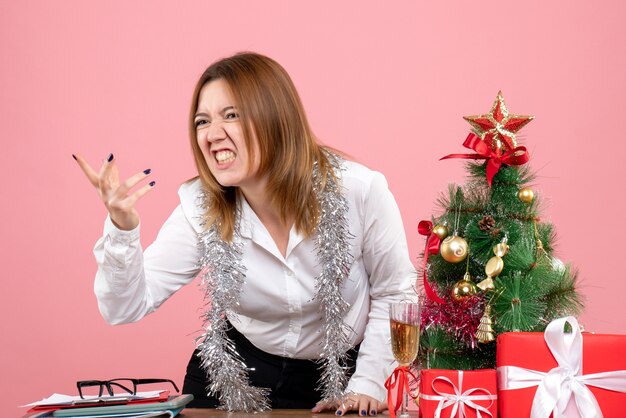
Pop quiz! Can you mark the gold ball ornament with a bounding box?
[452,273,478,301]
[440,235,469,263]
[518,187,534,203]
[432,224,449,240]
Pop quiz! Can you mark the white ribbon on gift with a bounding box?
[419,370,497,418]
[497,316,626,418]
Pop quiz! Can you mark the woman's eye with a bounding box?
[195,119,209,127]
[224,112,239,120]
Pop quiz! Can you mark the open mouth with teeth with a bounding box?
[215,150,236,164]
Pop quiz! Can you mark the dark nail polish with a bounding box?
[72,154,77,160]
[361,411,367,416]
[143,169,151,175]
[335,411,342,416]
[149,181,156,187]
[370,411,377,416]
[107,153,114,162]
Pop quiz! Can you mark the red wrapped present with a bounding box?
[419,369,497,418]
[497,316,626,418]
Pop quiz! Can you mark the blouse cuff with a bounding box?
[346,377,387,403]
[103,215,141,243]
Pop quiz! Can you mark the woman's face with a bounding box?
[194,79,261,190]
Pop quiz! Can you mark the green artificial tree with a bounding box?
[418,92,583,370]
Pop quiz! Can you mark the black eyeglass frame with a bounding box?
[76,378,179,399]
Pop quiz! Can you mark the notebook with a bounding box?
[52,395,193,417]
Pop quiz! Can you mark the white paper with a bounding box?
[23,391,164,407]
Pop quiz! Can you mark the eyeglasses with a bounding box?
[76,378,179,399]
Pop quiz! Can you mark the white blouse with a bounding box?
[93,160,417,402]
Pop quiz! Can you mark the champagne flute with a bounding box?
[389,302,420,418]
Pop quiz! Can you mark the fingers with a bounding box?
[331,394,381,417]
[311,399,334,413]
[73,153,155,231]
[377,400,387,413]
[114,167,154,209]
[125,179,156,207]
[98,153,119,197]
[73,153,100,188]
[117,167,152,195]
[74,153,153,200]
[73,153,124,197]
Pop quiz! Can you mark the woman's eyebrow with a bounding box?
[194,106,237,119]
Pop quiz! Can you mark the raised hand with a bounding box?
[73,153,155,231]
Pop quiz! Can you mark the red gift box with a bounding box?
[419,369,497,418]
[497,316,626,418]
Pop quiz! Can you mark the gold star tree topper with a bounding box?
[463,91,534,153]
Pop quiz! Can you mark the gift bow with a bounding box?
[420,370,497,418]
[441,133,530,186]
[497,316,626,418]
[418,220,445,304]
[384,365,418,418]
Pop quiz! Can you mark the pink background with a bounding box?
[2,0,625,414]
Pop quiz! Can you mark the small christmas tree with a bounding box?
[418,92,583,370]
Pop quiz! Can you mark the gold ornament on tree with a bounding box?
[518,187,534,203]
[476,305,495,343]
[441,235,469,263]
[432,224,449,240]
[453,272,478,301]
[441,206,468,263]
[477,238,509,291]
[452,256,477,301]
[463,91,534,153]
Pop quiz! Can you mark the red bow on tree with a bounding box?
[418,220,445,304]
[440,133,530,186]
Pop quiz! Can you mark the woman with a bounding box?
[75,52,417,416]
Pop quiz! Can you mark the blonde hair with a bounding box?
[189,52,333,241]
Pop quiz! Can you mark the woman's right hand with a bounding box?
[73,153,155,231]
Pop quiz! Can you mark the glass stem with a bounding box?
[401,390,409,417]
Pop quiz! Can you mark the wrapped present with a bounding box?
[497,316,626,418]
[419,369,497,418]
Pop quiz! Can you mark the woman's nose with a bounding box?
[207,121,227,142]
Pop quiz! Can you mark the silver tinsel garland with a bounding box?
[312,153,354,403]
[196,151,353,411]
[196,208,271,412]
